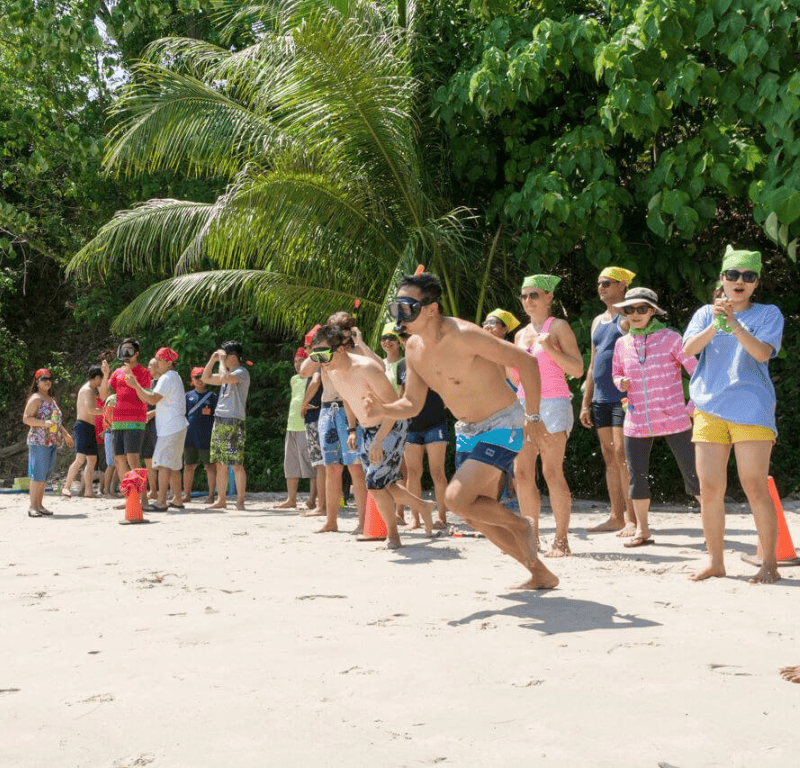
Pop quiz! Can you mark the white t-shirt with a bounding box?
[154,369,189,436]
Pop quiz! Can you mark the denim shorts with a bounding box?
[319,402,362,466]
[104,431,115,466]
[406,420,449,446]
[592,400,625,429]
[521,397,574,436]
[28,444,58,483]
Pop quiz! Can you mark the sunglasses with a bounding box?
[623,304,654,315]
[519,292,539,302]
[388,297,434,323]
[192,375,202,379]
[308,348,334,364]
[482,318,502,327]
[722,269,758,283]
[38,376,53,382]
[380,335,398,342]
[597,279,619,288]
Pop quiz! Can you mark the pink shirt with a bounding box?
[517,317,571,401]
[612,328,697,437]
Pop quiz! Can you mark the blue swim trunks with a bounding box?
[319,401,362,466]
[454,400,525,475]
[360,420,410,490]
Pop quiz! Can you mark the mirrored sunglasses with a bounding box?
[622,304,653,315]
[722,269,758,283]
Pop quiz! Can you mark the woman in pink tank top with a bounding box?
[514,274,584,557]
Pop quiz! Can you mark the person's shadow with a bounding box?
[448,592,661,635]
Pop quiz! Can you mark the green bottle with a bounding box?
[714,313,732,333]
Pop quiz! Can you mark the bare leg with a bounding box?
[690,442,730,581]
[29,480,45,513]
[371,487,401,548]
[347,462,367,534]
[404,443,424,528]
[426,441,449,526]
[302,465,326,516]
[386,483,436,535]
[623,497,654,547]
[587,426,634,533]
[395,456,407,523]
[735,441,780,584]
[276,477,299,508]
[204,463,216,503]
[183,463,197,503]
[209,462,229,509]
[445,460,559,589]
[540,431,572,557]
[306,476,317,509]
[317,463,342,531]
[81,455,97,498]
[233,463,246,510]
[144,458,157,499]
[514,440,542,546]
[63,454,87,497]
[156,467,171,508]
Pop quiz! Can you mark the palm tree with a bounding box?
[68,0,476,341]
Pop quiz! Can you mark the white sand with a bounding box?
[1,491,799,767]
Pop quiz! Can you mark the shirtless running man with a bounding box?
[309,324,436,548]
[365,272,559,589]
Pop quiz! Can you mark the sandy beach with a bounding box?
[1,490,799,767]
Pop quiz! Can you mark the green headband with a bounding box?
[721,245,761,276]
[487,309,520,332]
[599,266,636,284]
[522,274,561,293]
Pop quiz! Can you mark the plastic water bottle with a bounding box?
[713,313,732,333]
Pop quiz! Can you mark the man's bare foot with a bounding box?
[236,501,245,511]
[181,494,192,503]
[749,564,780,584]
[780,665,800,683]
[208,501,228,510]
[203,496,215,504]
[544,535,571,558]
[275,499,297,509]
[304,500,316,510]
[689,561,726,581]
[81,492,95,499]
[301,507,325,517]
[351,524,364,536]
[316,522,338,533]
[418,500,437,535]
[616,522,637,538]
[586,516,624,533]
[513,559,559,590]
[432,520,446,530]
[384,536,402,550]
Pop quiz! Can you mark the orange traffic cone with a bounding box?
[357,492,387,542]
[742,476,799,567]
[119,468,150,526]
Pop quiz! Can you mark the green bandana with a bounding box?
[381,322,398,339]
[487,309,520,332]
[628,319,667,337]
[721,245,761,275]
[522,274,561,292]
[600,266,636,284]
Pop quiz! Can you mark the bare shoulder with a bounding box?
[550,317,577,338]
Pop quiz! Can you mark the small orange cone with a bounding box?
[357,492,387,541]
[119,468,150,526]
[742,476,799,567]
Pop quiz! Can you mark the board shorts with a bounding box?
[153,428,187,471]
[183,446,211,466]
[305,421,324,467]
[406,420,449,446]
[74,420,97,456]
[454,400,525,475]
[113,427,145,456]
[284,430,314,479]
[210,417,246,465]
[319,401,361,466]
[360,420,409,490]
[592,400,625,429]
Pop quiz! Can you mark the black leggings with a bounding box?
[624,429,700,500]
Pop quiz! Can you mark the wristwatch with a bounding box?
[524,412,542,424]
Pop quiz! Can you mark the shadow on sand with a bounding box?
[448,593,661,635]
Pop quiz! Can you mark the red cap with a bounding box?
[35,368,51,380]
[191,366,204,378]
[295,347,307,359]
[304,324,322,347]
[155,347,178,362]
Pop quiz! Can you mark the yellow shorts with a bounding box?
[692,410,775,444]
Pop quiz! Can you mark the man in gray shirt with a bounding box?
[202,340,250,510]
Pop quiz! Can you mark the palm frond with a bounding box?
[110,269,383,338]
[67,199,221,280]
[104,62,280,178]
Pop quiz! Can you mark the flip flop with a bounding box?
[148,504,168,512]
[38,508,54,516]
[28,509,43,517]
[624,536,655,548]
[168,502,185,510]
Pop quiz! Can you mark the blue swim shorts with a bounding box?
[360,420,409,490]
[319,402,362,466]
[454,400,525,476]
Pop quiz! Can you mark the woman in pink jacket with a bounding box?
[612,287,700,547]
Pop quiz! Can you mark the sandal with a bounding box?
[168,502,185,510]
[38,508,54,516]
[28,509,43,517]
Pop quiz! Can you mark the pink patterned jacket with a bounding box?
[612,328,697,438]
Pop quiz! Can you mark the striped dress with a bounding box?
[611,328,697,438]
